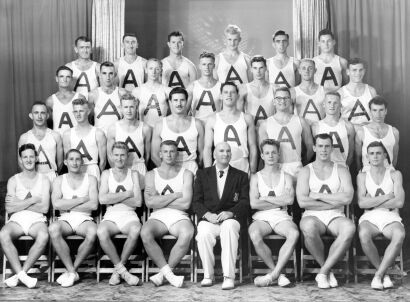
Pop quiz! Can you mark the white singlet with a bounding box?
[216,52,249,85]
[162,58,191,88]
[94,87,122,134]
[294,85,325,124]
[267,56,296,88]
[70,127,99,165]
[107,168,135,212]
[191,81,222,122]
[340,84,372,125]
[118,56,145,92]
[313,55,342,92]
[361,125,395,170]
[244,83,275,127]
[69,61,99,98]
[138,84,169,128]
[52,92,79,136]
[25,129,57,173]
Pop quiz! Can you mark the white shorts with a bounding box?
[8,210,47,235]
[59,211,93,232]
[102,210,141,233]
[81,164,100,182]
[177,160,198,176]
[303,209,345,227]
[148,208,190,231]
[280,162,302,181]
[359,208,403,232]
[252,208,292,231]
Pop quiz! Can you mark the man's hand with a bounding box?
[204,212,219,224]
[216,211,234,222]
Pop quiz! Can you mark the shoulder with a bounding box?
[391,126,400,137]
[390,169,403,181]
[100,169,110,179]
[367,85,377,96]
[339,56,348,68]
[95,127,106,139]
[50,129,62,142]
[88,174,98,186]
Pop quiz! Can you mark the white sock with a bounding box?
[17,271,37,288]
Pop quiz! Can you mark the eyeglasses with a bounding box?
[275,97,290,101]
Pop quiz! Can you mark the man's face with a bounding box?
[313,137,333,161]
[167,36,184,54]
[347,63,366,83]
[73,104,89,123]
[367,146,386,167]
[56,70,72,88]
[214,143,232,165]
[370,104,387,123]
[65,151,83,173]
[75,40,92,59]
[324,94,341,116]
[274,90,291,111]
[298,61,315,81]
[20,149,36,172]
[225,33,241,51]
[112,147,128,169]
[123,36,138,55]
[251,61,266,80]
[199,57,215,77]
[221,85,238,107]
[318,34,335,53]
[100,66,115,87]
[273,35,289,54]
[261,144,279,166]
[159,144,178,165]
[170,93,188,114]
[146,60,161,80]
[121,99,137,120]
[30,104,48,127]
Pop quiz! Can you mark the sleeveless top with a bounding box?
[69,61,99,98]
[191,81,222,122]
[115,121,145,167]
[340,84,372,125]
[216,52,248,85]
[162,58,191,88]
[153,167,185,196]
[107,168,135,211]
[70,127,98,165]
[244,83,275,127]
[118,56,145,92]
[138,84,169,128]
[26,129,57,172]
[294,85,325,124]
[267,56,296,88]
[313,55,342,92]
[15,173,44,200]
[61,173,89,199]
[361,125,395,169]
[94,87,122,133]
[365,169,397,214]
[52,92,79,136]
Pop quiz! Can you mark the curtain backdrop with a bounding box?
[0,0,92,181]
[92,0,124,62]
[293,0,329,59]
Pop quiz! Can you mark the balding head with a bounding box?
[214,142,231,168]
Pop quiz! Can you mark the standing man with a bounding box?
[114,33,147,92]
[193,142,249,289]
[267,30,300,88]
[18,102,63,181]
[151,87,204,175]
[297,133,355,289]
[49,149,98,287]
[66,36,100,99]
[311,92,355,167]
[162,31,197,89]
[141,140,194,288]
[357,141,405,290]
[313,29,348,93]
[0,144,50,288]
[215,24,252,85]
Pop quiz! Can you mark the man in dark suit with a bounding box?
[193,142,249,290]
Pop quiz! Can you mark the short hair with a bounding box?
[224,24,242,36]
[147,58,163,69]
[199,51,215,62]
[313,133,333,145]
[100,61,115,71]
[169,87,188,100]
[72,98,88,107]
[299,58,316,67]
[260,139,280,153]
[274,86,291,97]
[31,101,47,111]
[56,65,73,76]
[65,148,83,160]
[250,55,267,67]
[369,96,388,109]
[272,30,289,41]
[160,140,178,149]
[120,93,138,105]
[348,57,367,69]
[112,141,129,153]
[367,141,388,154]
[18,143,37,157]
[325,91,341,100]
[122,33,137,42]
[220,81,239,93]
[318,28,334,40]
[75,36,91,46]
[168,31,184,42]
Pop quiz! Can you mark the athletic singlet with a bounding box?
[115,121,145,167]
[257,170,285,197]
[69,61,99,98]
[162,57,191,88]
[266,115,302,163]
[26,129,57,172]
[340,84,372,125]
[61,173,90,214]
[267,56,296,88]
[94,87,122,133]
[216,52,248,85]
[138,84,168,128]
[365,169,394,197]
[214,112,249,161]
[118,56,145,92]
[15,173,43,200]
[313,55,342,92]
[153,167,185,196]
[160,117,198,162]
[244,83,275,127]
[70,127,98,165]
[52,92,79,136]
[317,119,349,166]
[108,168,135,211]
[294,85,325,124]
[191,81,222,122]
[361,125,395,169]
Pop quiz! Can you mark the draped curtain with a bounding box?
[92,0,125,63]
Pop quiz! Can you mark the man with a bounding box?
[66,36,100,99]
[297,133,355,289]
[187,52,222,124]
[18,102,63,181]
[313,29,348,93]
[141,140,194,288]
[267,30,300,88]
[162,31,197,89]
[114,33,147,92]
[132,58,170,128]
[204,82,257,174]
[239,56,275,128]
[49,149,98,287]
[46,66,86,136]
[215,24,252,85]
[312,92,355,167]
[248,139,299,287]
[88,61,126,135]
[152,87,204,175]
[355,96,399,171]
[193,142,249,289]
[357,141,405,290]
[0,144,50,288]
[339,58,377,126]
[291,59,325,125]
[259,87,313,182]
[62,98,107,181]
[97,142,142,286]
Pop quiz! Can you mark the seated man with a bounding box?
[193,142,249,290]
[49,149,98,287]
[297,133,355,289]
[249,139,299,287]
[0,144,50,288]
[97,142,143,286]
[357,141,405,290]
[141,140,194,288]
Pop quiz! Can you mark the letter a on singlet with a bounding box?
[175,136,191,156]
[24,192,32,199]
[268,190,276,197]
[254,106,268,125]
[168,71,184,88]
[224,125,241,146]
[161,184,174,195]
[58,112,74,128]
[274,72,290,88]
[329,131,344,153]
[320,67,338,86]
[375,188,385,197]
[122,69,138,88]
[96,99,121,119]
[196,91,216,111]
[37,145,52,169]
[124,136,142,158]
[116,185,126,193]
[74,72,91,92]
[277,127,296,149]
[76,140,93,161]
[303,99,321,120]
[144,94,161,116]
[348,99,370,121]
[319,184,332,194]
[225,66,243,84]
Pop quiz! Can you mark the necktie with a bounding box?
[219,170,224,178]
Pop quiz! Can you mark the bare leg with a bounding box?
[140,219,168,269]
[120,222,141,264]
[300,216,327,267]
[167,220,194,269]
[359,221,382,270]
[0,222,25,274]
[248,220,276,270]
[73,221,97,270]
[49,221,76,272]
[377,223,405,277]
[97,221,121,265]
[22,222,49,272]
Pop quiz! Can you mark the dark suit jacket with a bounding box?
[192,165,250,224]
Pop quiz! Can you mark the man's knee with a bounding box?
[49,222,62,239]
[248,226,264,244]
[196,223,215,243]
[391,228,405,245]
[300,217,320,238]
[286,227,300,243]
[97,226,110,242]
[140,225,154,244]
[0,228,12,245]
[127,224,141,240]
[221,219,240,233]
[85,225,97,242]
[339,221,356,241]
[35,229,50,246]
[358,224,373,243]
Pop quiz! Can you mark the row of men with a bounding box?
[2,136,404,291]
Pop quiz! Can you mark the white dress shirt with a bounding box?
[216,166,229,199]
